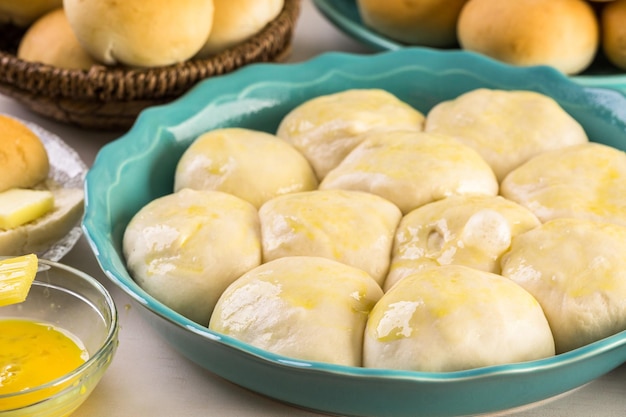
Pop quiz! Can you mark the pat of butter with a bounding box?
[0,189,54,230]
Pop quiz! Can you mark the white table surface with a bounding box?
[1,1,625,416]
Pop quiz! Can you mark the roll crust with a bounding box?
[457,0,599,74]
[0,115,49,193]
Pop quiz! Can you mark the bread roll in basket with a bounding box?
[0,0,300,130]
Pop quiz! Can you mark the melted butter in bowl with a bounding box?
[0,319,88,411]
[0,259,118,417]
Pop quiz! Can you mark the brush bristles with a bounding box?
[0,254,38,307]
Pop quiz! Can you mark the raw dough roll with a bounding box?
[276,89,425,180]
[385,195,540,291]
[501,218,626,353]
[123,189,262,324]
[175,128,317,208]
[209,256,384,366]
[500,142,626,227]
[425,88,588,181]
[319,130,498,214]
[259,189,402,285]
[364,265,555,372]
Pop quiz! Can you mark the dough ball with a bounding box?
[259,189,402,285]
[319,130,498,214]
[209,256,383,367]
[356,0,468,47]
[425,88,589,181]
[174,128,317,208]
[385,195,540,291]
[64,0,215,67]
[17,8,99,70]
[501,218,626,353]
[364,265,555,372]
[0,115,49,193]
[601,0,626,70]
[123,189,261,324]
[457,0,599,75]
[0,0,61,26]
[196,0,283,57]
[500,143,626,227]
[276,89,425,180]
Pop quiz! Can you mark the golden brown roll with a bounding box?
[457,0,599,74]
[356,0,469,47]
[601,0,626,70]
[17,8,98,70]
[0,115,49,193]
[0,0,61,26]
[64,0,215,67]
[196,0,284,57]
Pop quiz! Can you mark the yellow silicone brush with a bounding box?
[0,254,38,307]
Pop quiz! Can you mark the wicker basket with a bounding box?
[0,0,301,130]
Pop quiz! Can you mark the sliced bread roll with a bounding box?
[0,186,84,256]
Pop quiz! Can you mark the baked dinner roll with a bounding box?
[174,128,317,208]
[457,0,599,75]
[64,0,215,67]
[0,186,84,256]
[196,0,283,57]
[501,218,626,353]
[385,195,540,291]
[500,143,626,227]
[0,115,49,193]
[0,0,61,26]
[356,0,468,47]
[259,189,402,285]
[424,88,589,181]
[319,130,498,214]
[364,265,555,372]
[17,8,98,70]
[601,0,626,70]
[123,189,261,324]
[276,89,425,180]
[209,256,383,367]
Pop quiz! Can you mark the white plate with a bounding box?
[3,115,87,261]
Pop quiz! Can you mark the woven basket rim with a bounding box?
[0,0,300,102]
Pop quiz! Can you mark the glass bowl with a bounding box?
[0,259,118,417]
